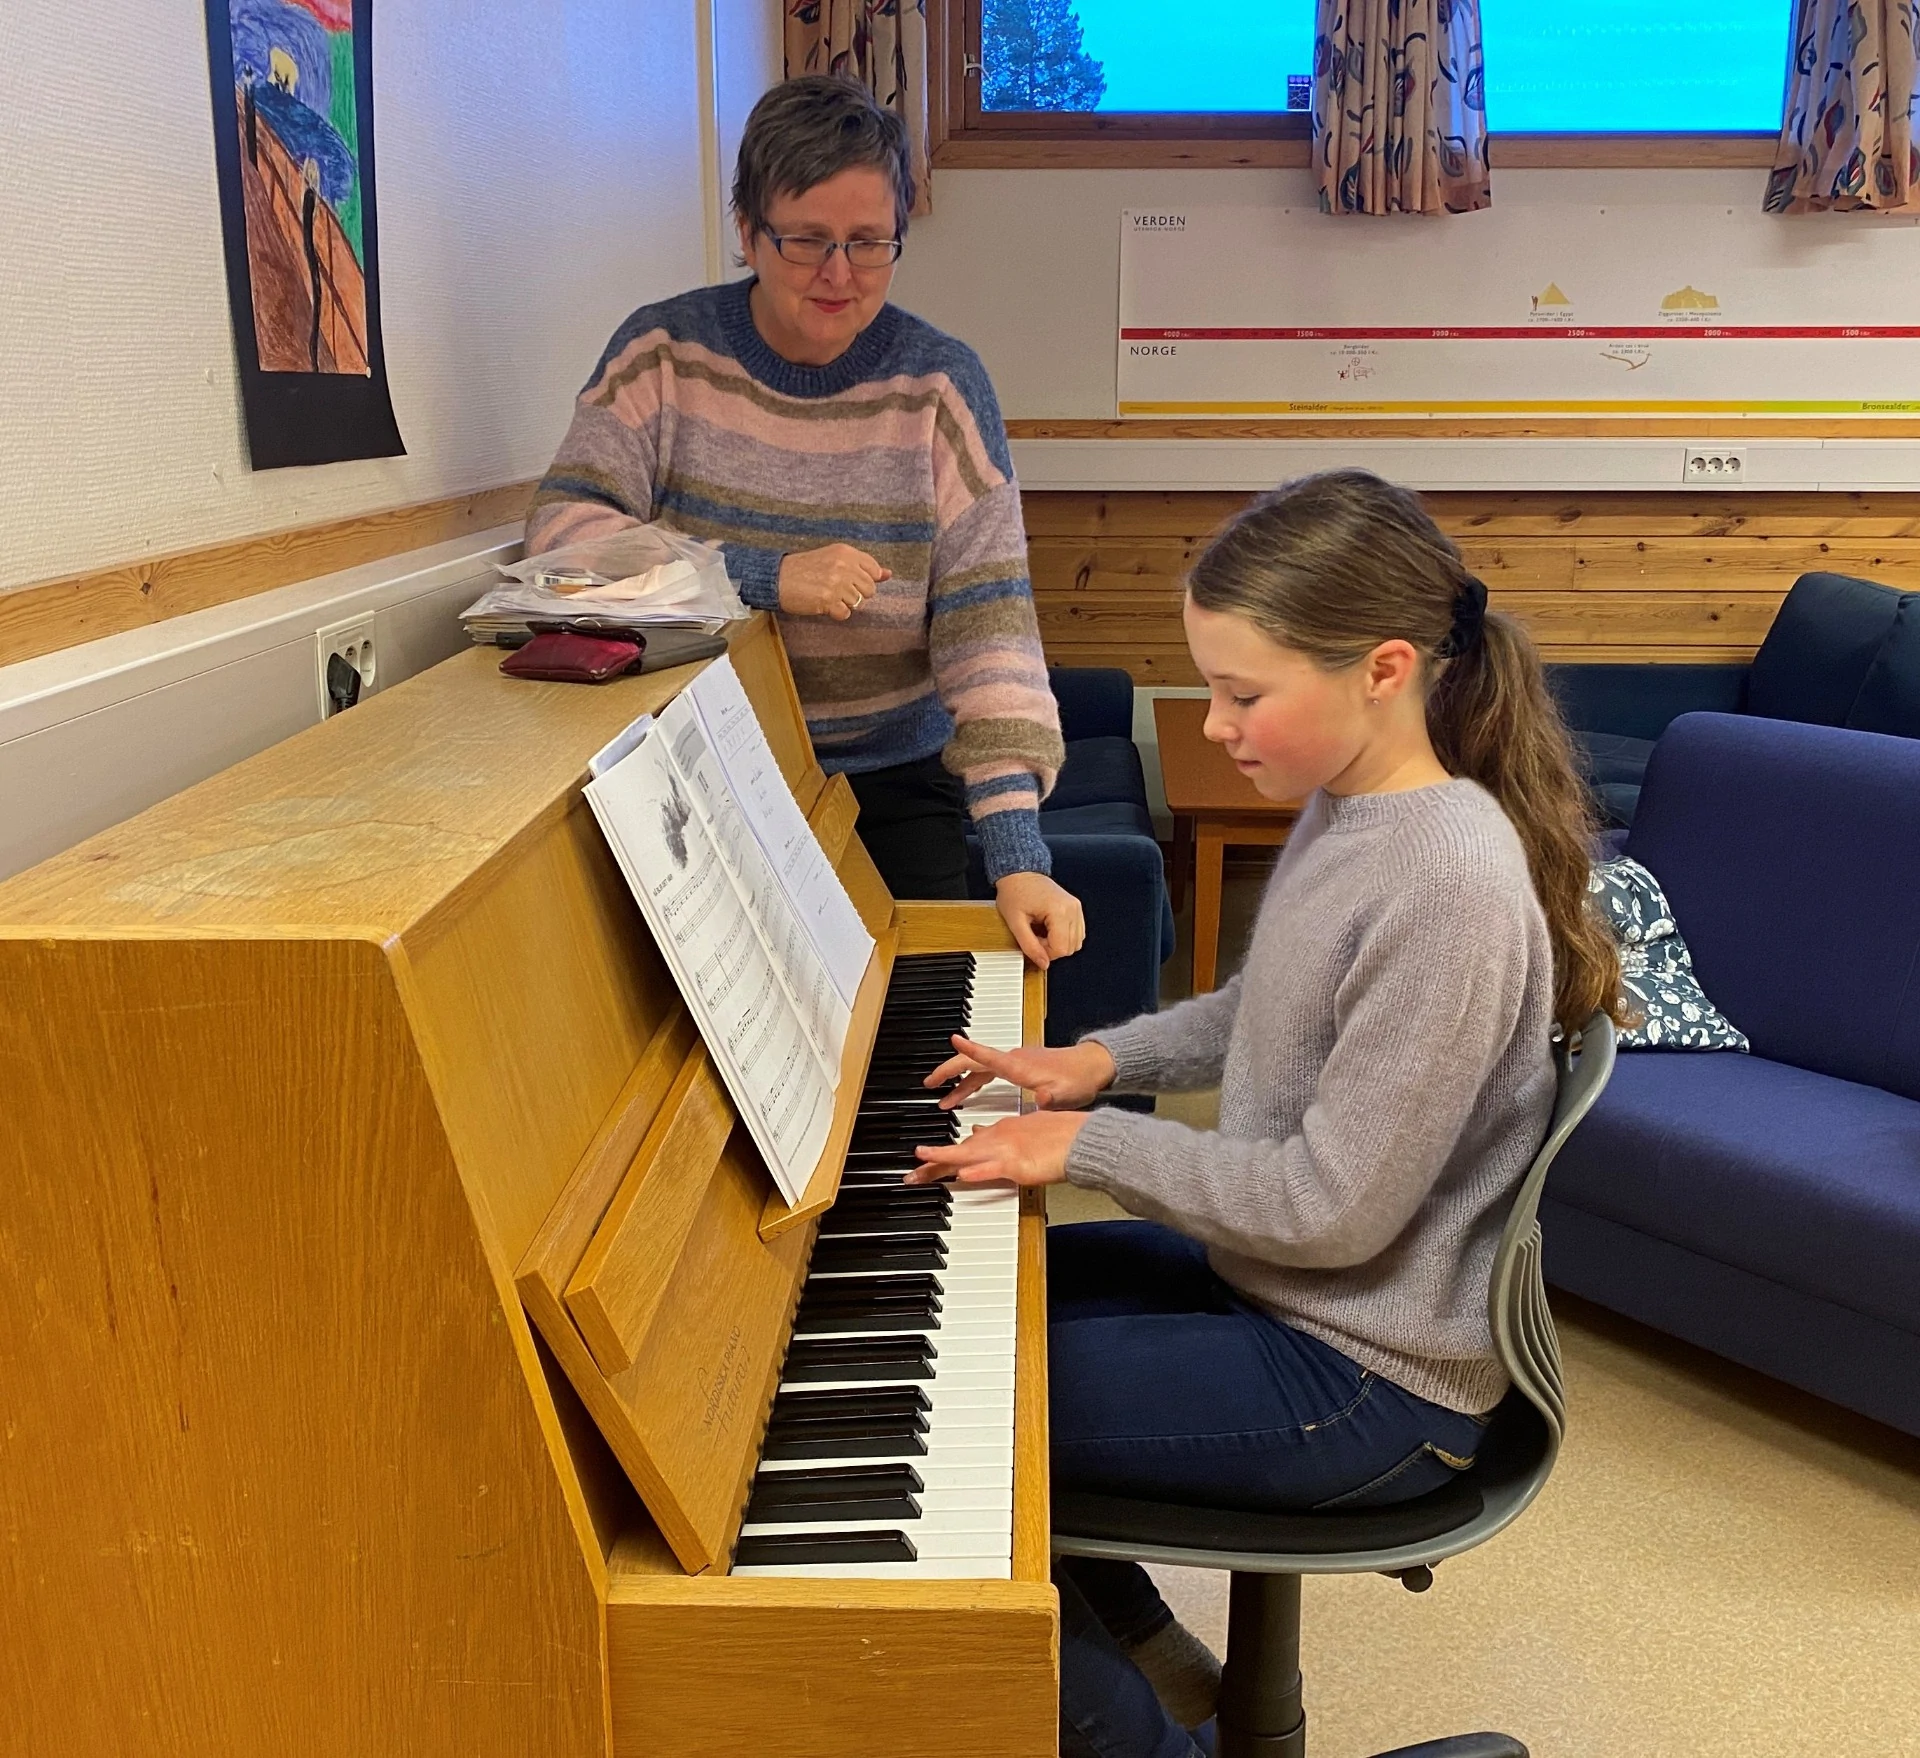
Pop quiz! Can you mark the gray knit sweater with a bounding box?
[1066,780,1556,1414]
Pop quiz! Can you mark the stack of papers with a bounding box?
[584,656,876,1204]
[461,526,749,644]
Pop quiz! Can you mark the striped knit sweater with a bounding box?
[527,278,1063,883]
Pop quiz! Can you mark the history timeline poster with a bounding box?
[205,0,405,468]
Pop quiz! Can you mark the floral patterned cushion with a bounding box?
[1588,857,1750,1052]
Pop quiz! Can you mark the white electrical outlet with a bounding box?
[1681,445,1749,485]
[315,615,378,718]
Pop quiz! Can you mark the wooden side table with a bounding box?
[1152,696,1300,993]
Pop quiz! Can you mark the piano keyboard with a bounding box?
[733,950,1026,1580]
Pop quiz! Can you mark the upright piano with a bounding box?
[0,615,1058,1757]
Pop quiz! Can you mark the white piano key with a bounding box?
[750,953,1026,1582]
[739,1515,1011,1549]
[732,1554,1012,1581]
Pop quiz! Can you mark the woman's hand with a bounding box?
[994,871,1085,968]
[925,1036,1115,1113]
[904,1109,1093,1187]
[778,544,890,620]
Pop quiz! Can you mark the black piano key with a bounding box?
[750,1460,924,1497]
[764,1404,929,1435]
[745,1465,924,1525]
[792,1291,940,1330]
[799,1272,943,1303]
[818,1213,949,1241]
[782,1335,935,1381]
[766,1411,930,1442]
[773,1386,932,1420]
[858,1120,959,1139]
[761,1426,930,1460]
[791,1305,939,1335]
[797,1296,943,1326]
[810,1236,946,1273]
[734,1530,919,1567]
[821,1206,951,1229]
[848,1117,959,1144]
[826,1185,951,1208]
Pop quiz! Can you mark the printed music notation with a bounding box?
[585,658,875,1203]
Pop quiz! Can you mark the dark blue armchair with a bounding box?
[1553,571,1920,828]
[966,667,1175,1049]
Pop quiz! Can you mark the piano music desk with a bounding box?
[0,615,1057,1758]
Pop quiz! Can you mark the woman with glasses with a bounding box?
[528,75,1084,967]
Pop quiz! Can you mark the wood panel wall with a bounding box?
[1025,490,1920,685]
[0,481,536,670]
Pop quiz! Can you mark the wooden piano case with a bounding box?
[0,615,1057,1758]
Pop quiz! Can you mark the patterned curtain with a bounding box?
[784,1,933,217]
[1766,0,1920,212]
[1311,0,1491,215]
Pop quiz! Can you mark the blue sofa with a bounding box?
[966,667,1175,1049]
[1553,570,1920,828]
[1542,711,1920,1437]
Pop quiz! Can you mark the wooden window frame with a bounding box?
[929,0,1781,171]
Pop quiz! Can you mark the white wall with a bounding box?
[889,164,1805,417]
[0,0,743,596]
[890,164,1920,491]
[0,533,519,882]
[0,0,788,879]
[715,0,785,273]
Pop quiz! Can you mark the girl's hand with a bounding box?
[925,1036,1116,1112]
[904,1110,1092,1187]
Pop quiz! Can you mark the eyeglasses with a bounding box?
[764,231,903,270]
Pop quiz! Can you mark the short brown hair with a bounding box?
[732,76,914,240]
[1189,470,1624,1040]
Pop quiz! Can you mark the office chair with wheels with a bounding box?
[1053,1015,1618,1758]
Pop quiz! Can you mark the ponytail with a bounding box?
[1188,470,1624,1040]
[1426,611,1624,1036]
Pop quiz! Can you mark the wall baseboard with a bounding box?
[0,481,536,670]
[0,528,523,884]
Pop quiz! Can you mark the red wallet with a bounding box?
[500,629,643,683]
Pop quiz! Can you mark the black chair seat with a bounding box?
[1053,1475,1486,1557]
[1054,1391,1553,1562]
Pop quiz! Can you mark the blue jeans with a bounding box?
[1049,1221,1490,1758]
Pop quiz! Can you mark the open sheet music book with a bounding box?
[583,656,876,1204]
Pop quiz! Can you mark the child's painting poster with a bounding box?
[205,0,404,468]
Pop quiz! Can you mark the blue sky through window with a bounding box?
[989,0,1791,131]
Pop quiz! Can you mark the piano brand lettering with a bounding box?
[703,1323,747,1430]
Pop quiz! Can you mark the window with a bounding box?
[962,0,1791,143]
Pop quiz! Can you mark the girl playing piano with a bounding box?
[908,470,1624,1758]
